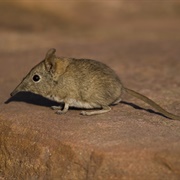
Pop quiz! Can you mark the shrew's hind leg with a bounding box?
[112,98,122,105]
[80,106,111,116]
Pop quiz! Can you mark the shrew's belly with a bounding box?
[48,94,121,109]
[48,95,100,109]
[68,99,100,109]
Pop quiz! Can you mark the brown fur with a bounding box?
[11,48,180,120]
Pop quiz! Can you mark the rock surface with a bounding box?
[0,1,180,179]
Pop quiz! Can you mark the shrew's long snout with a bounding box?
[10,82,27,97]
[10,89,18,97]
[10,86,22,97]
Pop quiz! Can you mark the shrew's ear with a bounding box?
[44,48,56,72]
[44,48,69,80]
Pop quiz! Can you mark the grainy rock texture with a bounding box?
[0,1,180,180]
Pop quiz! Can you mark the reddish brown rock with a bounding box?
[0,1,180,180]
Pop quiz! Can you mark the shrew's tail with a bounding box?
[123,87,180,120]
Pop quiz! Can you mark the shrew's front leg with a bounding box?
[51,103,69,114]
[51,105,63,110]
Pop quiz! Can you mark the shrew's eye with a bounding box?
[33,75,40,82]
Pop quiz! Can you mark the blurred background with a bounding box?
[0,0,180,102]
[1,1,180,52]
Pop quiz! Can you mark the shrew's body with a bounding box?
[11,48,180,120]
